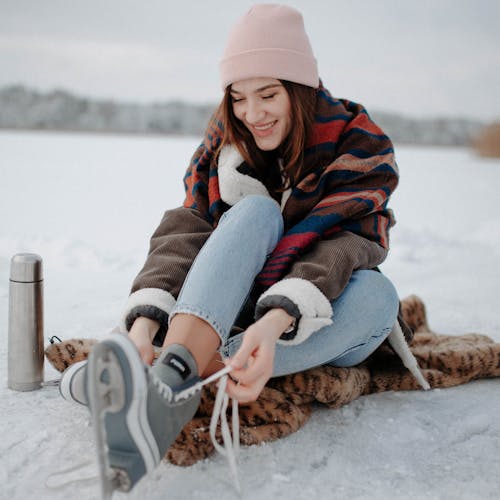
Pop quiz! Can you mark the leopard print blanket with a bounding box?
[45,295,500,466]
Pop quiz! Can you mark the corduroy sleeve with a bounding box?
[272,231,388,300]
[254,231,388,344]
[120,207,213,345]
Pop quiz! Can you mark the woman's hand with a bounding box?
[226,308,295,403]
[128,317,159,365]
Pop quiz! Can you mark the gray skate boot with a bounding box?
[86,334,201,498]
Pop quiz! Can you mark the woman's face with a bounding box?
[230,77,292,151]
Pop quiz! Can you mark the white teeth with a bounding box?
[254,121,276,131]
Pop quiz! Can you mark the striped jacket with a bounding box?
[122,85,399,346]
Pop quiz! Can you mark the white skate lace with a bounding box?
[175,365,241,493]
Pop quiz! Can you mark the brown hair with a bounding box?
[214,80,317,194]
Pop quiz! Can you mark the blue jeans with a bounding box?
[170,195,399,377]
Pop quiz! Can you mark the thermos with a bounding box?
[8,253,44,391]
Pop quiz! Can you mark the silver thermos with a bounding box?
[8,253,44,391]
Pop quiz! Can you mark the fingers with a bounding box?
[229,332,258,370]
[223,323,277,402]
[229,354,271,386]
[225,374,267,403]
[225,346,273,403]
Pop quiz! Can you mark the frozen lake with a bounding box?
[1,130,499,499]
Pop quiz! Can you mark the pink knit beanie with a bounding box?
[219,4,319,90]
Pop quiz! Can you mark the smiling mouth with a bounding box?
[253,121,276,130]
[251,121,278,135]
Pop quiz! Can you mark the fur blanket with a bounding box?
[45,295,500,466]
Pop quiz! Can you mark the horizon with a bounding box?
[1,82,491,124]
[1,0,499,121]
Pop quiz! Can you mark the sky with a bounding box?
[1,0,499,121]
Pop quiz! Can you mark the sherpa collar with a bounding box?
[218,145,292,212]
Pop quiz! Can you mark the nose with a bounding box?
[245,98,265,125]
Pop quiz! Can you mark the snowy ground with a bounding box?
[1,131,499,500]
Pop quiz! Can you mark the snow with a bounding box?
[1,131,499,500]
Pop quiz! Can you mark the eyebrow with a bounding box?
[230,83,282,95]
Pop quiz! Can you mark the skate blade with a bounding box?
[87,344,128,499]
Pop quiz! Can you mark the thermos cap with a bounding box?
[10,253,43,283]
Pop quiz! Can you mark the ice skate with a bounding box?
[86,334,201,498]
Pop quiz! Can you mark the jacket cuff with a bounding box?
[121,288,176,347]
[256,278,333,345]
[254,295,301,341]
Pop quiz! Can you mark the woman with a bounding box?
[79,3,427,495]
